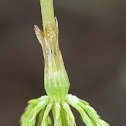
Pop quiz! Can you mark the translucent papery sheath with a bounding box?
[34,19,70,102]
[20,19,109,126]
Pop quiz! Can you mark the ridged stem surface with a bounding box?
[40,0,56,32]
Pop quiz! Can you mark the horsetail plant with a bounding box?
[20,0,109,126]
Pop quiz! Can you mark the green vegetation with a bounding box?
[20,0,109,126]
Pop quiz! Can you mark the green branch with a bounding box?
[40,0,56,32]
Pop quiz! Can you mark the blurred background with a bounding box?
[0,0,126,125]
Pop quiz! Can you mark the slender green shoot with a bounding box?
[40,0,56,32]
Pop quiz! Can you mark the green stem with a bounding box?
[40,0,56,33]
